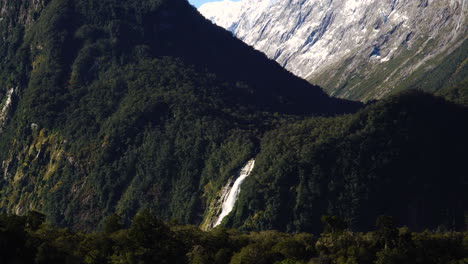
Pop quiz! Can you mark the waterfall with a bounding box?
[213,159,255,227]
[0,88,15,133]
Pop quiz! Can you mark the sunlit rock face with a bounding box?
[200,0,467,100]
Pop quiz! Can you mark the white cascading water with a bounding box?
[213,159,255,227]
[0,88,15,132]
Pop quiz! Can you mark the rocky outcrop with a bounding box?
[200,0,468,100]
[0,0,49,27]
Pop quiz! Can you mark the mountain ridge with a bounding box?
[0,0,360,230]
[200,0,468,101]
[0,0,465,234]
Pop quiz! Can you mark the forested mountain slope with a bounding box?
[0,0,465,234]
[225,91,468,233]
[437,79,468,107]
[0,0,359,230]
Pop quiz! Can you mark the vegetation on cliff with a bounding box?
[0,0,465,236]
[227,91,468,233]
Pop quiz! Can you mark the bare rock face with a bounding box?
[200,0,467,101]
[0,0,48,28]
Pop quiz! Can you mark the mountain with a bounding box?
[0,0,466,234]
[437,79,468,106]
[0,0,359,230]
[226,90,468,233]
[199,0,468,101]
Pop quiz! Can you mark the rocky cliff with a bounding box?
[200,0,468,101]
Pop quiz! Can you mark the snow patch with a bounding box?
[199,0,467,95]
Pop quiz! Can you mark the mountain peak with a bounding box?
[199,0,468,101]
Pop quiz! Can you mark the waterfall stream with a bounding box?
[0,88,15,132]
[213,159,255,227]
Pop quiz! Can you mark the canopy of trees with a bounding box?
[1,211,466,264]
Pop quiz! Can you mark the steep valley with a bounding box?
[0,0,466,236]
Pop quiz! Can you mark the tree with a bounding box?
[26,211,46,231]
[375,216,398,249]
[321,215,348,234]
[124,209,186,264]
[103,213,123,234]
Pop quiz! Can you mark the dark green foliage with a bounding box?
[0,0,359,230]
[103,213,123,234]
[115,209,186,263]
[26,211,47,231]
[228,91,468,234]
[0,0,466,238]
[375,216,398,249]
[0,212,466,264]
[322,215,348,234]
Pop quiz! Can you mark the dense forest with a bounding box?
[0,0,357,230]
[0,0,466,242]
[1,211,467,264]
[227,90,468,233]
